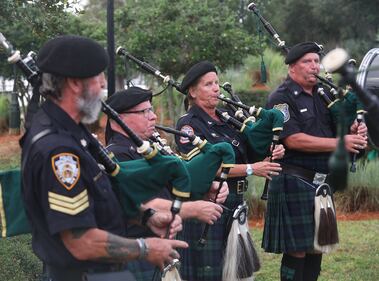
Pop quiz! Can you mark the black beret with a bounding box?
[180,61,217,93]
[36,35,108,78]
[285,42,322,65]
[105,87,152,113]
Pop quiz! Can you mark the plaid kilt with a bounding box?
[177,193,243,281]
[262,173,318,254]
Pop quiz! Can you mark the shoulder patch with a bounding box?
[273,103,290,123]
[179,125,194,144]
[51,153,80,190]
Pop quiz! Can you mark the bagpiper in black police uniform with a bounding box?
[175,61,284,281]
[263,42,368,281]
[105,86,228,281]
[20,35,188,281]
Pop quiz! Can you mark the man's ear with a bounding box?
[65,77,84,96]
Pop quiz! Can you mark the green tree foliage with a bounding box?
[0,0,84,78]
[249,0,379,60]
[115,0,260,78]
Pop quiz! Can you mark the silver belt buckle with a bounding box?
[237,180,246,194]
[313,173,327,185]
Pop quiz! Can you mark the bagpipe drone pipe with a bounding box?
[247,2,365,129]
[0,34,192,238]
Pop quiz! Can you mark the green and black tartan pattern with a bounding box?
[262,155,330,254]
[177,193,243,281]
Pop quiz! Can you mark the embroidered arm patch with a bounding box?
[179,125,194,144]
[51,153,80,190]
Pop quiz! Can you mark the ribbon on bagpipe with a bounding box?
[0,34,192,238]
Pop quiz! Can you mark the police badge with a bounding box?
[52,153,80,190]
[273,103,290,123]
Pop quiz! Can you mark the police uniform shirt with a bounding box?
[106,131,141,162]
[175,104,248,181]
[266,76,335,172]
[20,100,126,269]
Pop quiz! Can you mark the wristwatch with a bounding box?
[246,164,253,176]
[141,208,156,226]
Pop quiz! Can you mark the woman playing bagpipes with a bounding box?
[175,61,285,281]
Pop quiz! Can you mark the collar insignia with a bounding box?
[207,121,213,125]
[51,153,80,190]
[293,90,299,96]
[80,139,87,147]
[211,133,218,138]
[274,103,290,123]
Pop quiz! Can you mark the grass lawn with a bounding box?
[0,219,378,280]
[252,219,379,281]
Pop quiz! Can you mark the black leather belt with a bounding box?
[281,163,328,185]
[228,179,248,194]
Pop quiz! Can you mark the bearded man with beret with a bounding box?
[105,86,229,281]
[263,42,368,281]
[20,35,188,281]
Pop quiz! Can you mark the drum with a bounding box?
[357,48,379,98]
[356,48,379,148]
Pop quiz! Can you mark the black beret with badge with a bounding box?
[285,42,322,65]
[106,87,152,114]
[36,35,108,78]
[180,61,218,93]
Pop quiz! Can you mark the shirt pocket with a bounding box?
[299,110,316,133]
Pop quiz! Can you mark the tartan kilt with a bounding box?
[127,260,158,281]
[262,173,317,253]
[177,193,243,281]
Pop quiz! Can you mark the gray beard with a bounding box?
[77,89,103,124]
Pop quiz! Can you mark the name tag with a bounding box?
[300,108,308,113]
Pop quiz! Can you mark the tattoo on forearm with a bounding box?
[98,233,140,261]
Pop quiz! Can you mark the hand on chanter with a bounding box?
[146,211,182,239]
[252,161,282,180]
[205,180,229,204]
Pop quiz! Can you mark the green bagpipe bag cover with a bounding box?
[242,108,284,162]
[328,90,365,128]
[0,169,31,237]
[111,150,191,218]
[181,141,235,200]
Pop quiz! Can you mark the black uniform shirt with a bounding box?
[266,76,335,172]
[20,100,126,268]
[107,131,141,162]
[175,104,249,183]
[106,130,171,237]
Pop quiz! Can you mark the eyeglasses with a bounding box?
[123,107,154,118]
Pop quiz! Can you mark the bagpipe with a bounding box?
[117,47,285,202]
[117,48,262,280]
[248,2,366,173]
[0,33,193,238]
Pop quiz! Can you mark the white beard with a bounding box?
[77,88,104,124]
